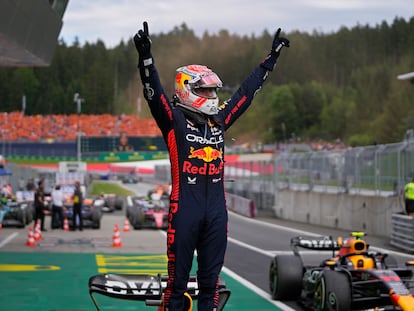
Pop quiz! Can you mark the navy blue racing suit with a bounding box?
[138,56,273,311]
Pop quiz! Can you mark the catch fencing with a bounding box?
[227,140,414,212]
[276,140,414,198]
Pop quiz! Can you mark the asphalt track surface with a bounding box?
[1,181,414,310]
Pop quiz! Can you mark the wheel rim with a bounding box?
[315,276,326,311]
[269,261,275,293]
[315,276,339,311]
[269,260,278,296]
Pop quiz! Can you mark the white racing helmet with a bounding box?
[174,64,223,115]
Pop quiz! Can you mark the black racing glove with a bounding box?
[261,28,290,71]
[133,21,152,67]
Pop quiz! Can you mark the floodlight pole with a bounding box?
[74,93,83,163]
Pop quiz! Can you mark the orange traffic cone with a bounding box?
[123,218,130,233]
[26,227,36,247]
[63,217,70,232]
[112,224,122,248]
[34,221,42,241]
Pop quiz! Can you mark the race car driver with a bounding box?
[133,21,289,311]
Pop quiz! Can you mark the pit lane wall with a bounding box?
[226,193,256,218]
[273,189,401,237]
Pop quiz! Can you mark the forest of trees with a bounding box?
[0,17,413,146]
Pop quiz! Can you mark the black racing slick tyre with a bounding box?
[134,210,143,230]
[269,255,303,300]
[17,209,26,228]
[315,270,351,311]
[114,197,123,210]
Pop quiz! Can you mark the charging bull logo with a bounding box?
[188,146,222,162]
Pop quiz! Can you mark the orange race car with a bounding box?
[269,232,414,310]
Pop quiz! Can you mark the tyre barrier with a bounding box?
[390,213,414,252]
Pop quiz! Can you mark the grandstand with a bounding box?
[0,1,165,157]
[0,111,161,141]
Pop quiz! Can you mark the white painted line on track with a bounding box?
[370,245,414,258]
[229,211,320,237]
[0,232,19,248]
[221,266,296,311]
[227,236,273,257]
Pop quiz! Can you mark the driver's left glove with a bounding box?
[261,28,290,71]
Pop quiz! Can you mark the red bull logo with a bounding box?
[182,161,223,175]
[188,146,222,162]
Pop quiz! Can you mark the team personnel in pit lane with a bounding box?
[133,21,289,311]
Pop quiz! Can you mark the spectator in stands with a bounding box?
[404,176,414,216]
[116,133,134,152]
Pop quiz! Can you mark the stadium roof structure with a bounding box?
[0,0,68,67]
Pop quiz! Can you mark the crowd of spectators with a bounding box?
[0,111,161,141]
[310,138,348,151]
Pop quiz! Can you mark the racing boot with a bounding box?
[160,292,193,311]
[183,292,193,311]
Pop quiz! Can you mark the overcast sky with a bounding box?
[59,0,414,47]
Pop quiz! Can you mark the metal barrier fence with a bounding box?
[390,213,414,252]
[225,140,414,211]
[276,140,414,197]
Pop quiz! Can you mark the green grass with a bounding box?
[89,181,135,196]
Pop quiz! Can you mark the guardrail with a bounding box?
[390,213,414,252]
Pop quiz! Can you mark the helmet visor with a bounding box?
[191,72,223,88]
[193,87,218,99]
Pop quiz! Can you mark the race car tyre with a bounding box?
[133,211,143,229]
[132,214,143,229]
[16,209,26,228]
[92,220,101,229]
[104,197,115,210]
[91,208,101,229]
[114,197,123,210]
[315,270,351,311]
[26,208,33,224]
[24,203,34,225]
[269,254,303,300]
